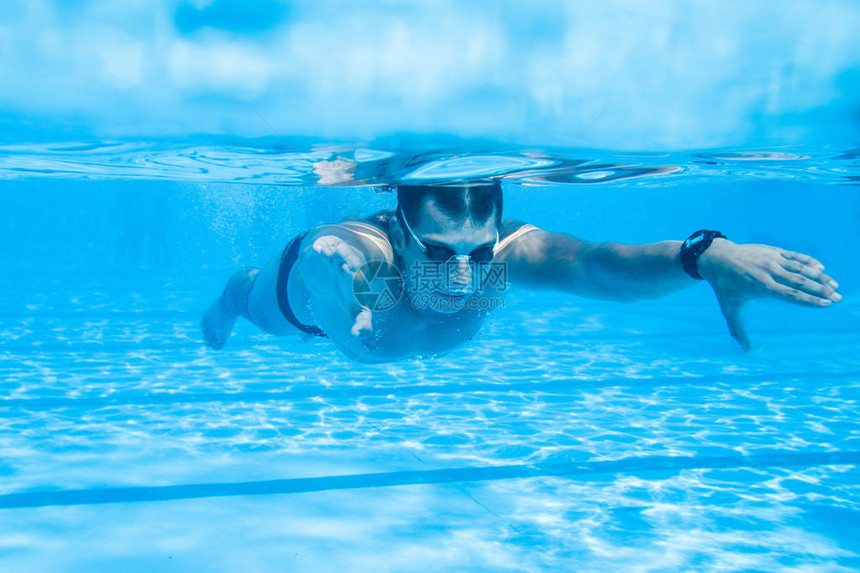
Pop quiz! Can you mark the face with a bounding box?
[394,199,499,314]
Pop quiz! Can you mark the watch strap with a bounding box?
[680,229,726,280]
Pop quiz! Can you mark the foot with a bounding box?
[201,297,237,350]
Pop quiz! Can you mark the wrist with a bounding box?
[680,229,728,280]
[696,238,732,281]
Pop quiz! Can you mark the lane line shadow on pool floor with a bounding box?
[1,450,858,510]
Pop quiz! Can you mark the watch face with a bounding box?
[689,235,704,246]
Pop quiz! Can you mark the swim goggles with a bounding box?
[397,204,499,264]
[397,204,499,295]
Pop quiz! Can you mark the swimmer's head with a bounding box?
[391,181,502,314]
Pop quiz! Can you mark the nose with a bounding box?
[446,256,473,291]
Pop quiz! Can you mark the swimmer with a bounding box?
[201,181,842,362]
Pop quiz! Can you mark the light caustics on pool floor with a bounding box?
[1,283,859,570]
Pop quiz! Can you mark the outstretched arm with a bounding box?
[296,225,389,362]
[496,229,691,301]
[496,223,842,350]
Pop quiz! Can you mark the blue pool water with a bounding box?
[3,0,860,569]
[1,141,859,571]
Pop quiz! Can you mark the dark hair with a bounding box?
[396,181,503,234]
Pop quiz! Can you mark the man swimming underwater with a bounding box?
[201,181,842,363]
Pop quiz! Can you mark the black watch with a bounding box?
[680,229,726,280]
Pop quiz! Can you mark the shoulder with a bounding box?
[331,209,394,240]
[361,209,395,231]
[495,219,544,258]
[304,209,396,264]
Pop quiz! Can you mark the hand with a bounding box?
[311,235,373,337]
[697,239,842,351]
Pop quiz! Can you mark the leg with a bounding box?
[245,254,299,336]
[201,267,260,349]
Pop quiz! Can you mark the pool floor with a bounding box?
[1,277,859,572]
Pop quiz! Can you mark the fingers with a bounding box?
[715,294,751,352]
[351,307,373,337]
[780,250,825,272]
[773,259,841,304]
[336,244,363,273]
[314,236,347,260]
[313,235,338,255]
[778,257,836,287]
[767,279,835,307]
[313,236,363,273]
